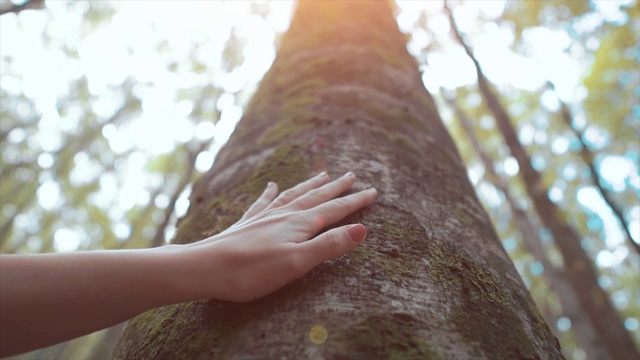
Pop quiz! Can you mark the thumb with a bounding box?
[299,224,367,270]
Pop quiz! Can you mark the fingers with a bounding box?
[287,172,357,211]
[267,172,330,210]
[305,188,377,233]
[296,224,367,272]
[239,182,279,221]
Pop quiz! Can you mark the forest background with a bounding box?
[0,0,638,359]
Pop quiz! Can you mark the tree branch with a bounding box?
[0,0,45,16]
[150,142,208,248]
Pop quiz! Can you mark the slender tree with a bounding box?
[113,2,562,358]
[444,3,639,358]
[446,92,610,360]
[547,81,640,255]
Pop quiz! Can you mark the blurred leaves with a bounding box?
[0,0,274,255]
[583,2,639,147]
[501,0,592,39]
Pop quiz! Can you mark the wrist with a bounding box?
[146,245,198,305]
[154,243,225,304]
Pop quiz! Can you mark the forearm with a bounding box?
[0,173,377,357]
[0,246,190,357]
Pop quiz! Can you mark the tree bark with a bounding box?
[444,4,639,359]
[112,2,562,359]
[446,92,610,360]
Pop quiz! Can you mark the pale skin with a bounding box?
[0,171,377,357]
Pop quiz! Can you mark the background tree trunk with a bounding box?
[446,92,609,360]
[444,4,639,359]
[113,2,562,359]
[547,81,639,255]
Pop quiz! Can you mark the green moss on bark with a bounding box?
[450,206,471,225]
[380,219,421,244]
[114,300,231,360]
[390,133,420,152]
[377,257,419,279]
[349,245,376,262]
[414,340,446,360]
[427,241,508,304]
[173,143,310,244]
[259,112,317,146]
[449,301,536,360]
[427,241,538,359]
[330,313,443,360]
[372,45,412,69]
[347,215,424,281]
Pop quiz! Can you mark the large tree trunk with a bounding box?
[112,2,562,358]
[444,4,639,359]
[446,93,609,360]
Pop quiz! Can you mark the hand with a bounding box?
[0,172,376,356]
[179,171,377,302]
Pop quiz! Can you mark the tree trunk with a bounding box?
[112,2,562,359]
[446,92,610,360]
[444,4,639,359]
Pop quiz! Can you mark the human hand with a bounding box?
[178,172,377,302]
[0,172,375,355]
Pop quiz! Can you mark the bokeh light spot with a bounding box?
[557,317,571,331]
[624,317,639,331]
[309,325,328,345]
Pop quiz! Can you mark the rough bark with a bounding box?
[446,93,610,360]
[112,2,562,359]
[444,4,639,358]
[547,81,640,256]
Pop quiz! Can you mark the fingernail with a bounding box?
[346,224,367,243]
[267,181,276,189]
[317,171,327,178]
[343,171,355,178]
[367,188,378,195]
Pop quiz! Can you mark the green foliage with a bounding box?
[583,2,640,147]
[502,0,592,38]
